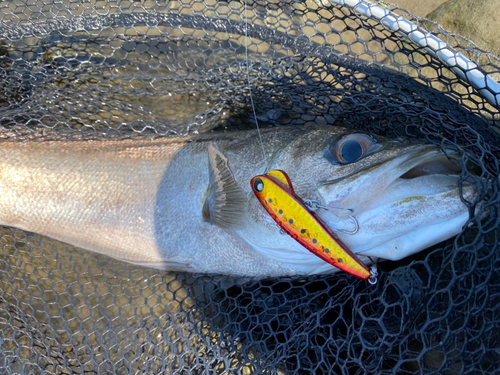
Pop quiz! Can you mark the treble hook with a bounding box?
[304,199,359,235]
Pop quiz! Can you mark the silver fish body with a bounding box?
[0,126,473,277]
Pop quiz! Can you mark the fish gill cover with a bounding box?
[0,0,498,374]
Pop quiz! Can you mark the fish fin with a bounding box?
[203,142,247,229]
[266,169,295,194]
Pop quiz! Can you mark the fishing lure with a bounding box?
[251,170,372,280]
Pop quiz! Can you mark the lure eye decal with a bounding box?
[253,178,264,192]
[251,170,371,280]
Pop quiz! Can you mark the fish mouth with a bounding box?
[321,146,465,212]
[381,148,463,197]
[398,152,462,179]
[316,146,473,261]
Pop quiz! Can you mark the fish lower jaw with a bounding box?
[347,174,473,218]
[354,211,469,261]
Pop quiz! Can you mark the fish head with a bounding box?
[246,126,473,270]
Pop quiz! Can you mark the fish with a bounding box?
[0,125,473,277]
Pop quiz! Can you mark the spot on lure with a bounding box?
[251,170,371,280]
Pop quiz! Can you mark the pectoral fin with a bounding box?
[202,142,247,229]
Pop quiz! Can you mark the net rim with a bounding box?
[328,0,500,109]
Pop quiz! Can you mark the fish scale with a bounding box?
[251,170,371,279]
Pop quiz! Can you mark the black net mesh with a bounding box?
[0,0,499,374]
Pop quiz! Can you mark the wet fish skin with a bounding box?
[0,126,473,277]
[0,129,297,276]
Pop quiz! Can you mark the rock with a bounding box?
[427,0,500,57]
[387,0,449,18]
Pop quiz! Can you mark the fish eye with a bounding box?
[341,139,363,162]
[326,134,380,164]
[253,178,264,192]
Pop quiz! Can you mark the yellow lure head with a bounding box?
[251,170,371,280]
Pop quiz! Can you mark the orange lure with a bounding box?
[251,170,371,280]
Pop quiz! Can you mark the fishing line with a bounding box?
[244,1,374,283]
[244,0,268,170]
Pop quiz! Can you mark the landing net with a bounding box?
[0,1,498,373]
